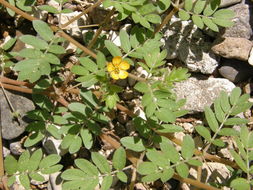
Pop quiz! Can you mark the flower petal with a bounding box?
[112,56,122,66]
[119,61,130,70]
[110,71,120,80]
[107,62,115,72]
[118,70,128,79]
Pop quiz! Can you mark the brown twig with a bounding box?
[61,0,104,29]
[86,8,116,50]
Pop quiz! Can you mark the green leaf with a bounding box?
[91,152,111,174]
[29,173,45,182]
[155,108,176,123]
[204,107,218,133]
[80,90,98,108]
[193,0,205,14]
[48,45,66,54]
[188,159,203,166]
[137,162,157,175]
[157,0,171,13]
[7,0,15,16]
[224,118,249,126]
[113,147,126,170]
[192,15,204,29]
[176,163,189,178]
[19,35,48,50]
[41,164,62,174]
[69,136,82,154]
[7,175,16,187]
[214,98,225,123]
[43,53,60,65]
[181,135,195,159]
[141,173,162,182]
[105,93,119,109]
[117,171,128,183]
[61,168,86,180]
[230,150,247,172]
[235,137,247,160]
[119,30,131,53]
[157,124,184,133]
[75,159,99,176]
[212,139,225,147]
[248,132,253,148]
[18,151,30,172]
[230,178,250,190]
[178,10,190,21]
[120,136,146,152]
[79,57,98,73]
[19,174,30,190]
[101,176,113,190]
[4,155,18,175]
[39,5,59,13]
[139,16,150,28]
[146,149,168,168]
[202,17,219,32]
[240,126,249,148]
[161,168,174,182]
[184,0,193,11]
[213,9,235,19]
[203,1,219,16]
[39,154,61,169]
[139,3,156,15]
[2,37,16,50]
[212,18,234,27]
[96,51,106,69]
[70,65,88,75]
[218,128,239,136]
[32,20,54,41]
[144,14,161,24]
[80,128,93,149]
[28,149,43,172]
[47,124,61,139]
[134,82,149,93]
[160,138,180,163]
[104,40,122,57]
[195,125,211,141]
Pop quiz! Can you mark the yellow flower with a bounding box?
[107,56,130,80]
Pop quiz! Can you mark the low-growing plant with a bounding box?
[1,0,251,190]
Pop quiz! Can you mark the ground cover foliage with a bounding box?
[1,0,253,189]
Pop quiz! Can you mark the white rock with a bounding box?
[164,17,219,74]
[174,77,236,113]
[248,47,253,66]
[48,172,62,190]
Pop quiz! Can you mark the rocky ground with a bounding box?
[1,0,253,189]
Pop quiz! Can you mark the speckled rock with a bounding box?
[1,90,35,140]
[221,3,253,39]
[164,18,220,74]
[212,37,252,61]
[220,0,242,8]
[174,77,235,113]
[218,59,253,83]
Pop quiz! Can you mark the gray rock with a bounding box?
[221,4,253,39]
[220,0,242,8]
[164,18,220,74]
[212,37,252,61]
[1,90,35,140]
[174,77,235,113]
[218,59,253,83]
[10,141,24,155]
